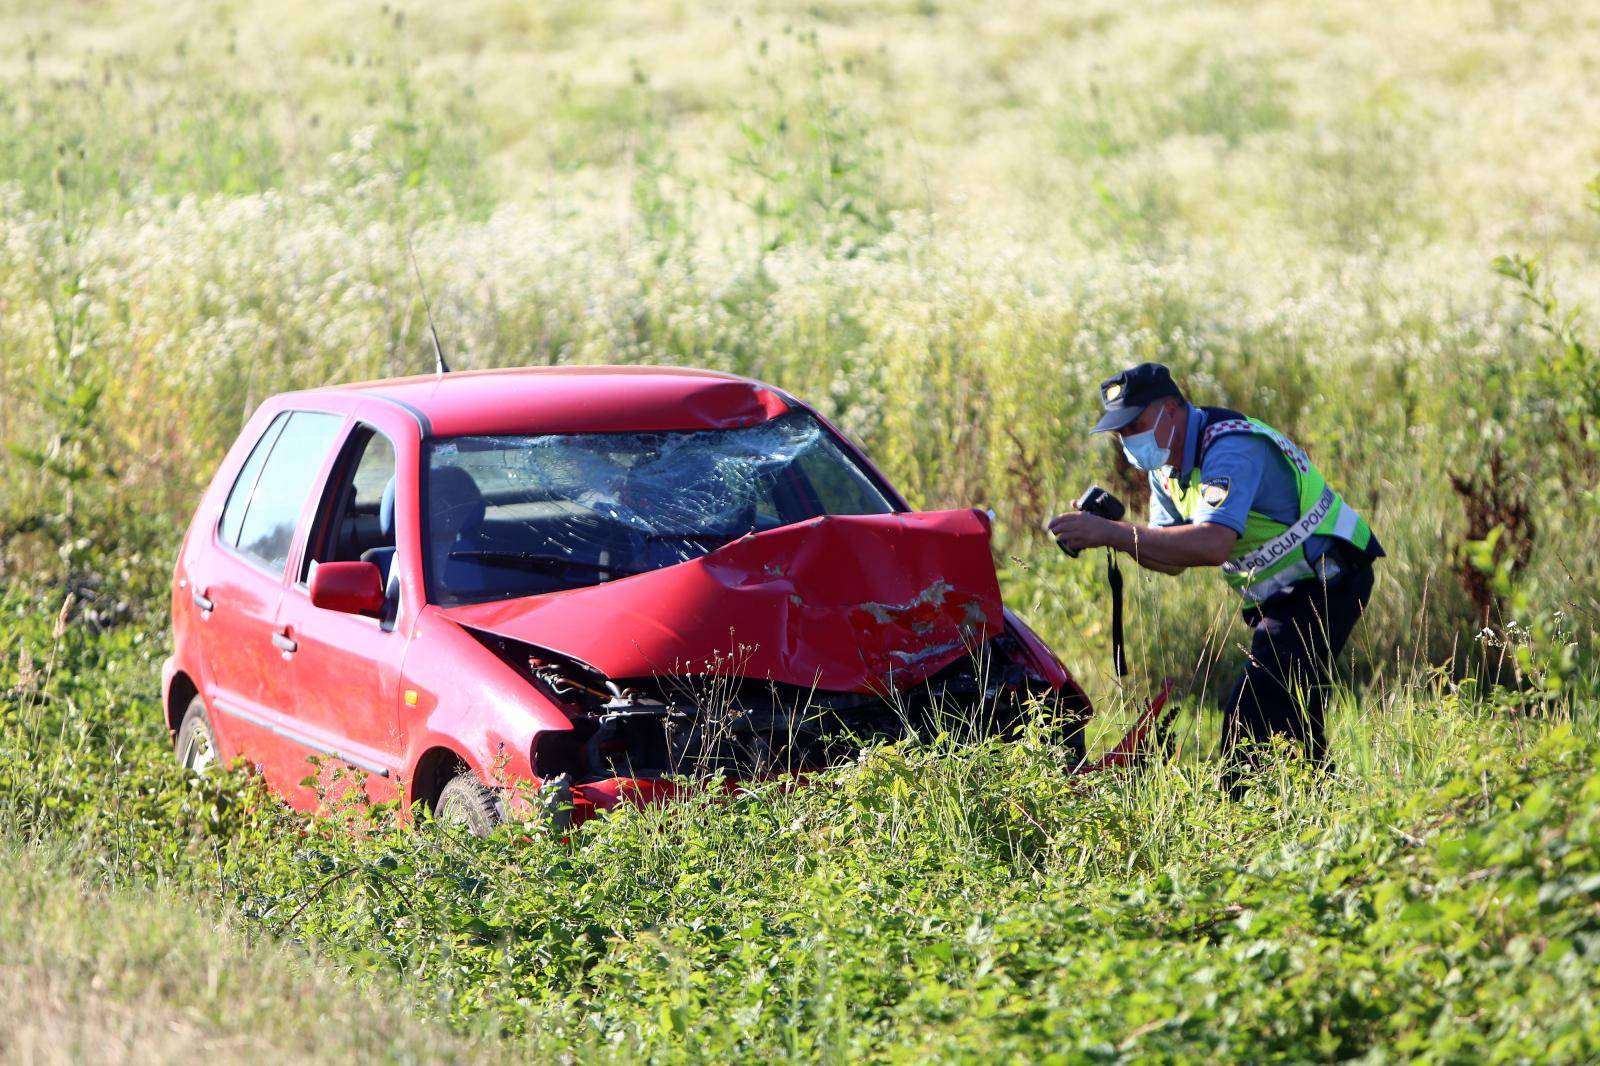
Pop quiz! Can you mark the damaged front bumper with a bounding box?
[446,509,1094,821]
[470,629,1091,818]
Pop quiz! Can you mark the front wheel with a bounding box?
[434,772,506,837]
[174,695,217,774]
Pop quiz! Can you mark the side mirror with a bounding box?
[309,561,386,616]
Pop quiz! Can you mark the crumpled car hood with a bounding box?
[440,509,1005,692]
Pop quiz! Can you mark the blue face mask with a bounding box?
[1120,406,1172,471]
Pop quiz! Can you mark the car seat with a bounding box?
[427,466,490,596]
[359,476,399,596]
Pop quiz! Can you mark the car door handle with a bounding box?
[271,629,298,654]
[192,589,215,612]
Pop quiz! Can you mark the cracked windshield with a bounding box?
[425,411,893,604]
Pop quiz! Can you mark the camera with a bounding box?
[1057,485,1126,557]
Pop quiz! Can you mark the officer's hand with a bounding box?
[1046,510,1116,552]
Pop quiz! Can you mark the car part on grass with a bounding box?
[1072,679,1178,775]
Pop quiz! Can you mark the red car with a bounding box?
[163,366,1092,832]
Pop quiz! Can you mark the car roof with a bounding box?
[320,364,796,437]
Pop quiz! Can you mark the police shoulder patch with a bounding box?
[1199,477,1231,507]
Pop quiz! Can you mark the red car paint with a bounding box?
[444,509,1005,693]
[163,366,1091,820]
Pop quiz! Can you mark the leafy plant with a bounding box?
[1493,187,1600,473]
[731,28,894,257]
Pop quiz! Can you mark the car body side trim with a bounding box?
[366,394,433,439]
[212,697,394,777]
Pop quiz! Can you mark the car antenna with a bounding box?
[405,233,451,375]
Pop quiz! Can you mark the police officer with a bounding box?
[1048,362,1383,792]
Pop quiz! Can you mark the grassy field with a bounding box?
[0,837,487,1063]
[2,0,1599,1060]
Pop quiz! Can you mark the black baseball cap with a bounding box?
[1090,362,1184,434]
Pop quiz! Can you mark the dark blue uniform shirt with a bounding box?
[1147,404,1332,566]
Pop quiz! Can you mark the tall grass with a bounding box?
[2,593,1596,1059]
[0,838,488,1063]
[1,0,1599,1059]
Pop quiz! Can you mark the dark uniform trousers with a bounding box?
[1221,555,1375,794]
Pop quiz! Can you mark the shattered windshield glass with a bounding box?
[423,411,896,605]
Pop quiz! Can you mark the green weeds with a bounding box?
[1,0,1599,1059]
[2,596,1598,1059]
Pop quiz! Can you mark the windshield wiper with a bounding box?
[447,550,643,577]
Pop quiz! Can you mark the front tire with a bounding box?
[434,772,506,837]
[174,695,217,774]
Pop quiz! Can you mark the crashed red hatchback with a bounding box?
[163,366,1091,831]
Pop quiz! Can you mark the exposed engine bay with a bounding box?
[469,629,1089,782]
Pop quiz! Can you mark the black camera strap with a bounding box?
[1106,548,1127,677]
[1057,486,1131,677]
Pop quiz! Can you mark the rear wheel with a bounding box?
[434,772,506,837]
[174,696,217,774]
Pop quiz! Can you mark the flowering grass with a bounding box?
[1,0,1598,1060]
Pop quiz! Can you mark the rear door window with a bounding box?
[224,411,344,577]
[218,413,287,548]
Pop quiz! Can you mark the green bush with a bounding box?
[2,595,1598,1059]
[2,1,1599,1059]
